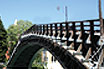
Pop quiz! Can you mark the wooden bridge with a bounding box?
[7,19,104,69]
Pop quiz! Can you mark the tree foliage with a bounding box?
[7,20,33,54]
[0,19,7,62]
[7,20,44,68]
[32,49,44,69]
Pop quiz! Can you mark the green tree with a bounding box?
[7,20,44,68]
[7,20,33,54]
[0,18,7,62]
[32,49,44,69]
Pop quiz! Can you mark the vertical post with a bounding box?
[65,6,68,22]
[99,0,104,35]
[44,25,46,35]
[41,25,43,35]
[40,25,42,35]
[38,25,40,35]
[90,21,94,55]
[36,25,38,34]
[98,0,104,68]
[80,22,86,56]
[60,23,63,45]
[73,22,76,49]
[38,25,40,34]
[50,24,53,36]
[46,24,48,36]
[60,23,63,38]
[66,22,69,46]
[55,24,58,37]
[43,25,45,35]
[81,22,84,48]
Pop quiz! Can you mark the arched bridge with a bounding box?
[7,19,104,69]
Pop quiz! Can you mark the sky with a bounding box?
[0,0,104,29]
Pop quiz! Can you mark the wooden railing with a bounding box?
[21,19,104,68]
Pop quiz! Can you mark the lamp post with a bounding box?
[65,6,68,22]
[98,0,104,68]
[99,0,104,35]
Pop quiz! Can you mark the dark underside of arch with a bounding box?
[7,35,86,69]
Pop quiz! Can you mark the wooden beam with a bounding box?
[85,48,92,60]
[97,48,104,68]
[77,44,82,53]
